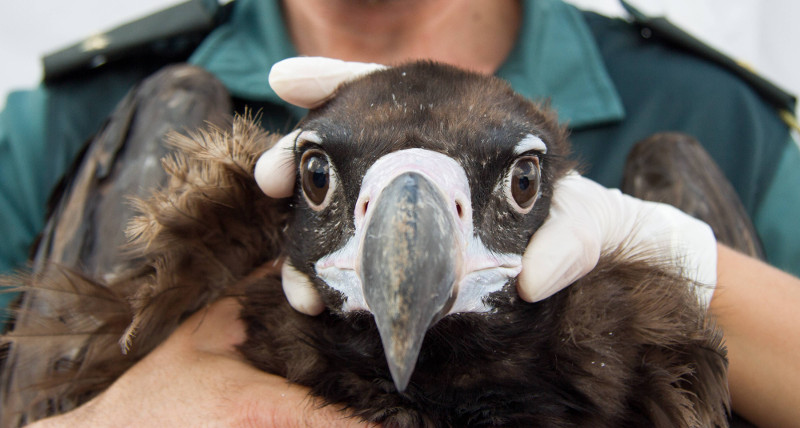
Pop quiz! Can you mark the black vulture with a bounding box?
[1,62,729,427]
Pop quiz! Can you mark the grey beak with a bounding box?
[360,172,460,392]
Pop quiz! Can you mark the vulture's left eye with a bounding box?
[506,156,541,212]
[300,150,336,209]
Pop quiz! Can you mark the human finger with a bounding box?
[269,57,386,108]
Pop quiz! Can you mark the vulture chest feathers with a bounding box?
[2,62,728,428]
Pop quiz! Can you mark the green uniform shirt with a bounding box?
[1,0,798,317]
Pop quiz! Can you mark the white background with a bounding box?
[1,0,799,110]
[0,1,175,108]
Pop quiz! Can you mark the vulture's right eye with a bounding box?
[300,150,336,209]
[505,155,541,213]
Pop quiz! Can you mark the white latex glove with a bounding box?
[268,56,386,109]
[517,172,717,308]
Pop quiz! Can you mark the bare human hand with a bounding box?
[27,298,374,428]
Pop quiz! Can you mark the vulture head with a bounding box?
[274,62,571,391]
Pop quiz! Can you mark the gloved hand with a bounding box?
[517,172,717,307]
[257,56,718,313]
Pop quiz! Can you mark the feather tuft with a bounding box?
[1,113,290,425]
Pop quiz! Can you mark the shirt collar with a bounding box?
[188,0,305,116]
[498,0,625,128]
[190,0,625,128]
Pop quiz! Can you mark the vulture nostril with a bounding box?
[354,197,370,227]
[455,200,464,221]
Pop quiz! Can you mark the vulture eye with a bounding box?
[300,150,335,209]
[507,156,541,212]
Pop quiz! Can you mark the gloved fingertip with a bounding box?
[518,221,601,302]
[269,57,386,108]
[254,130,299,198]
[517,258,575,302]
[282,260,326,316]
[516,273,549,302]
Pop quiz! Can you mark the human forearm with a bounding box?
[22,298,373,428]
[712,244,800,427]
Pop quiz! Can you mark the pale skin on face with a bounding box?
[281,0,522,74]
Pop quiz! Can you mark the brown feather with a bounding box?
[1,114,289,426]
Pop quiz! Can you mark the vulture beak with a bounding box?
[360,171,460,392]
[314,148,521,392]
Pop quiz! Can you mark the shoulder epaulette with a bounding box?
[620,0,797,114]
[43,0,231,82]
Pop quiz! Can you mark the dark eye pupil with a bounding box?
[301,153,331,206]
[517,176,530,191]
[312,163,328,189]
[510,157,540,209]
